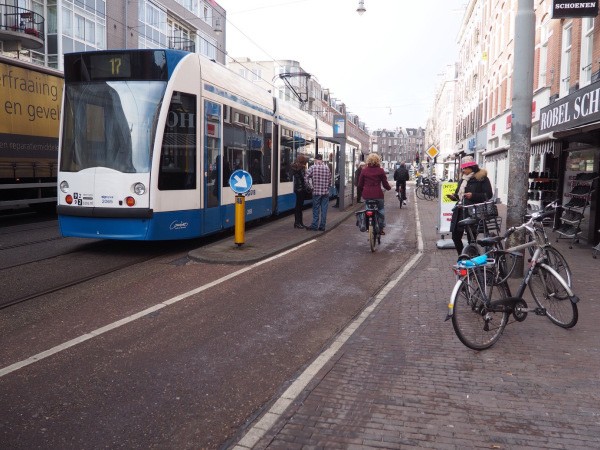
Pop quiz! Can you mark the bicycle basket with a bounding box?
[468,201,498,220]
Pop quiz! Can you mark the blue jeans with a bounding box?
[310,194,329,230]
[364,198,385,228]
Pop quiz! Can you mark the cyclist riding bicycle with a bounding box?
[358,153,392,235]
[448,156,493,254]
[393,162,410,205]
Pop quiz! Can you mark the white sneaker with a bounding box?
[403,200,407,205]
[395,193,399,197]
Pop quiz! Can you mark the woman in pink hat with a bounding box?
[448,156,493,254]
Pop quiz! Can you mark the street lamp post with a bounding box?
[357,0,366,15]
[506,0,535,270]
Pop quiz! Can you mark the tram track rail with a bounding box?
[0,254,160,310]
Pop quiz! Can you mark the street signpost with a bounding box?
[229,170,253,246]
[425,145,439,160]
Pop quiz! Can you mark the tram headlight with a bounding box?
[133,182,146,195]
[59,180,69,193]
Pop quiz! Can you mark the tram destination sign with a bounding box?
[539,78,600,133]
[552,1,598,18]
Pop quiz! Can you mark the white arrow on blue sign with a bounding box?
[229,169,253,194]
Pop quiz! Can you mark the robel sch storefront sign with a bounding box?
[539,79,600,133]
[552,0,598,18]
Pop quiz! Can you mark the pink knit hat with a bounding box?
[460,156,477,169]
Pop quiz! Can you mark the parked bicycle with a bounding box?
[446,209,579,350]
[457,200,571,286]
[454,200,503,258]
[415,177,438,200]
[355,199,383,252]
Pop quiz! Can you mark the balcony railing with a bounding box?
[168,36,195,53]
[0,4,44,50]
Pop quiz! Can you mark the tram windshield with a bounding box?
[60,81,167,173]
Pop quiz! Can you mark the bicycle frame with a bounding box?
[446,242,577,319]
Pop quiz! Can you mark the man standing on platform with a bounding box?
[306,154,332,231]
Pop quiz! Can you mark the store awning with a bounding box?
[482,145,509,161]
[530,132,561,155]
[552,120,600,145]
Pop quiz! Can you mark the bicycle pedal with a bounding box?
[533,307,547,316]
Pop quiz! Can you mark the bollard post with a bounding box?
[234,194,245,246]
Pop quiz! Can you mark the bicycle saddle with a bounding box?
[458,217,477,226]
[476,236,503,246]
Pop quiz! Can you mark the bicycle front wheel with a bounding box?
[451,276,509,350]
[415,185,425,199]
[543,246,572,287]
[529,265,578,328]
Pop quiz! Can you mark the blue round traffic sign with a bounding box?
[229,169,253,194]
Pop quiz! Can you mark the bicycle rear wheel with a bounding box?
[424,187,435,201]
[529,265,578,328]
[368,218,376,252]
[451,275,509,350]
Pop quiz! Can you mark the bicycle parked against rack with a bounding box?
[446,210,579,350]
[416,177,438,200]
[355,199,383,252]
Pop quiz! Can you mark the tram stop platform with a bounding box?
[188,202,361,265]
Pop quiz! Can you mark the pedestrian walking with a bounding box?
[358,153,392,234]
[291,154,310,229]
[355,162,365,203]
[448,155,493,254]
[306,154,332,231]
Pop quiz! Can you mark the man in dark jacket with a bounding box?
[393,162,410,205]
[448,156,493,254]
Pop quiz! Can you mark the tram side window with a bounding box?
[223,112,271,186]
[158,92,197,190]
[279,128,294,182]
[279,128,312,182]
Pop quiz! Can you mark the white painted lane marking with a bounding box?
[233,191,424,449]
[0,240,318,378]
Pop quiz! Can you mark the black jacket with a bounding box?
[394,167,410,182]
[449,168,493,231]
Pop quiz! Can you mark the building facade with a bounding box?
[448,0,600,246]
[0,0,225,69]
[227,57,371,160]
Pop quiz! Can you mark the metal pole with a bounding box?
[506,0,535,271]
[339,140,347,209]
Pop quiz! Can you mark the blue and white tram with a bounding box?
[57,49,318,240]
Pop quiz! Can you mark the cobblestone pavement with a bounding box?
[235,193,600,449]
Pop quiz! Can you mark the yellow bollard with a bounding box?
[234,194,245,246]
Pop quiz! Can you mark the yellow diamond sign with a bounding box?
[426,145,439,159]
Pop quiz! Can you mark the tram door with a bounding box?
[204,100,222,234]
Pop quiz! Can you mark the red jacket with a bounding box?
[358,166,391,199]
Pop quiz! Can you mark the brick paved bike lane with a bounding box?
[243,195,600,449]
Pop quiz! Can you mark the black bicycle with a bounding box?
[447,214,579,350]
[356,200,382,252]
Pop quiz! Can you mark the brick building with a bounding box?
[451,0,600,247]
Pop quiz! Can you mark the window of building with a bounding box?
[138,0,167,48]
[560,23,572,97]
[580,17,594,88]
[538,17,550,88]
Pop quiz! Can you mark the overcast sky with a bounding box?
[215,0,468,131]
